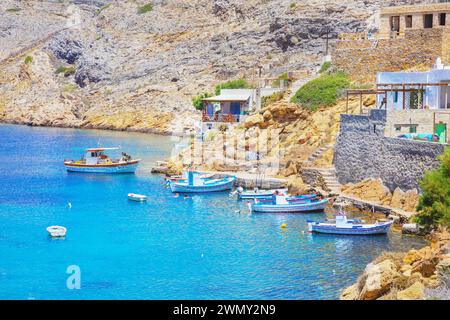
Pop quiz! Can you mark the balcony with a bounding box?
[202,113,246,123]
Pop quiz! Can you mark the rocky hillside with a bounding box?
[0,0,432,134]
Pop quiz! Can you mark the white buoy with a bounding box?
[68,202,72,209]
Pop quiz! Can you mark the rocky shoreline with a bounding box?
[341,230,450,300]
[0,119,179,136]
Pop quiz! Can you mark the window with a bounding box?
[390,16,400,32]
[409,125,417,133]
[405,15,413,28]
[439,13,446,26]
[395,125,401,132]
[424,14,433,28]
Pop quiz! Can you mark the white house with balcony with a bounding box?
[376,59,450,143]
[201,88,281,131]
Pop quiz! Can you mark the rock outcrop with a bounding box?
[341,178,420,214]
[341,230,450,300]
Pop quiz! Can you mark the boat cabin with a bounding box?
[84,147,118,164]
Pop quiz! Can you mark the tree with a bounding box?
[415,147,450,230]
[192,92,212,111]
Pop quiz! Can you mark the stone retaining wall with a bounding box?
[333,28,448,83]
[334,109,445,191]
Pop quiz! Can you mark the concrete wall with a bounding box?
[385,109,450,139]
[334,109,445,191]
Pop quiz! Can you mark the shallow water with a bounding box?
[0,124,426,299]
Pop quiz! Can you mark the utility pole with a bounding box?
[320,26,332,56]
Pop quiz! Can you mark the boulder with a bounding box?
[341,178,392,204]
[244,113,264,129]
[402,223,419,235]
[396,282,424,300]
[390,187,419,212]
[358,259,400,300]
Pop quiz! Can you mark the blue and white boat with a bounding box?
[251,195,328,213]
[64,147,140,173]
[236,188,289,200]
[169,171,235,193]
[307,212,393,235]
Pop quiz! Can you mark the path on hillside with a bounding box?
[0,28,67,67]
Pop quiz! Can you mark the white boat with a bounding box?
[236,188,289,200]
[307,212,393,235]
[64,147,140,173]
[128,193,147,202]
[169,171,235,193]
[46,226,67,237]
[251,195,328,213]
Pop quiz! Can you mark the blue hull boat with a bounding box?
[308,215,393,235]
[251,197,328,213]
[170,175,235,193]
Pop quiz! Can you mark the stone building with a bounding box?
[380,1,450,38]
[333,1,450,83]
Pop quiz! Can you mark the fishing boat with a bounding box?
[169,171,235,193]
[251,195,328,213]
[46,226,67,237]
[236,188,289,200]
[64,147,140,173]
[307,211,393,235]
[128,193,147,202]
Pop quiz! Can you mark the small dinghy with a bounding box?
[46,226,67,237]
[128,193,147,202]
[169,171,235,193]
[307,211,393,235]
[251,195,328,213]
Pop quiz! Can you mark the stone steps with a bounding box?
[303,166,341,193]
[303,144,334,167]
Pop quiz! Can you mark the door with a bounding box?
[435,123,447,143]
[230,102,241,122]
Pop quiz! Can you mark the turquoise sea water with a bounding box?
[0,124,426,300]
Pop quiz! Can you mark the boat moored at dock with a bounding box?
[236,188,289,200]
[169,171,235,193]
[64,147,140,173]
[308,211,393,235]
[251,195,328,213]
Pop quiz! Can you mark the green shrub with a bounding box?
[262,91,284,108]
[290,3,296,9]
[55,65,76,76]
[6,8,21,13]
[290,72,350,111]
[137,3,153,14]
[215,79,252,95]
[319,61,331,74]
[414,148,450,230]
[192,92,212,111]
[24,56,33,64]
